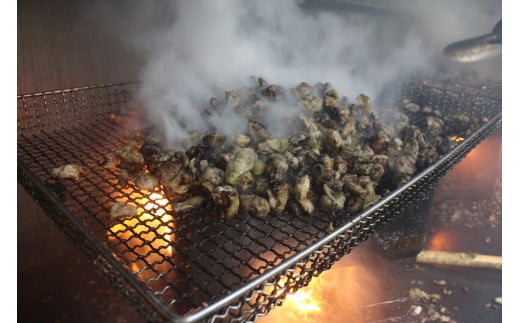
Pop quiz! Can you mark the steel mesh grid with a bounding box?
[17,83,136,136]
[210,113,500,323]
[17,80,501,322]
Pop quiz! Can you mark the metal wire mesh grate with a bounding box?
[17,80,501,322]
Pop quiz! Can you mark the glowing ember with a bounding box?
[434,131,501,201]
[107,188,175,275]
[451,135,464,142]
[427,230,457,252]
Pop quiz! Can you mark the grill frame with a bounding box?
[17,80,501,322]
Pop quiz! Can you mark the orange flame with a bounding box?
[107,188,174,275]
[434,131,501,201]
[451,135,465,142]
[285,286,321,313]
[261,277,323,322]
[427,230,457,252]
[259,251,387,323]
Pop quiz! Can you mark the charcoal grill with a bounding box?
[17,79,501,322]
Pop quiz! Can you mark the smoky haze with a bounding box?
[88,0,501,149]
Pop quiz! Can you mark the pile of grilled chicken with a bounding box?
[106,78,488,222]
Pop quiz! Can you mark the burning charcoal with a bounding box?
[51,164,83,181]
[240,194,271,218]
[110,202,138,219]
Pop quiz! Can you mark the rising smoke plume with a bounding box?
[89,0,501,149]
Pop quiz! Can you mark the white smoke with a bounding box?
[88,0,501,148]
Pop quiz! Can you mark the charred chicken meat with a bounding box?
[107,78,487,222]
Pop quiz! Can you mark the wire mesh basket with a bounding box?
[17,79,501,322]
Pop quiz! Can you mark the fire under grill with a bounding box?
[17,80,501,322]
